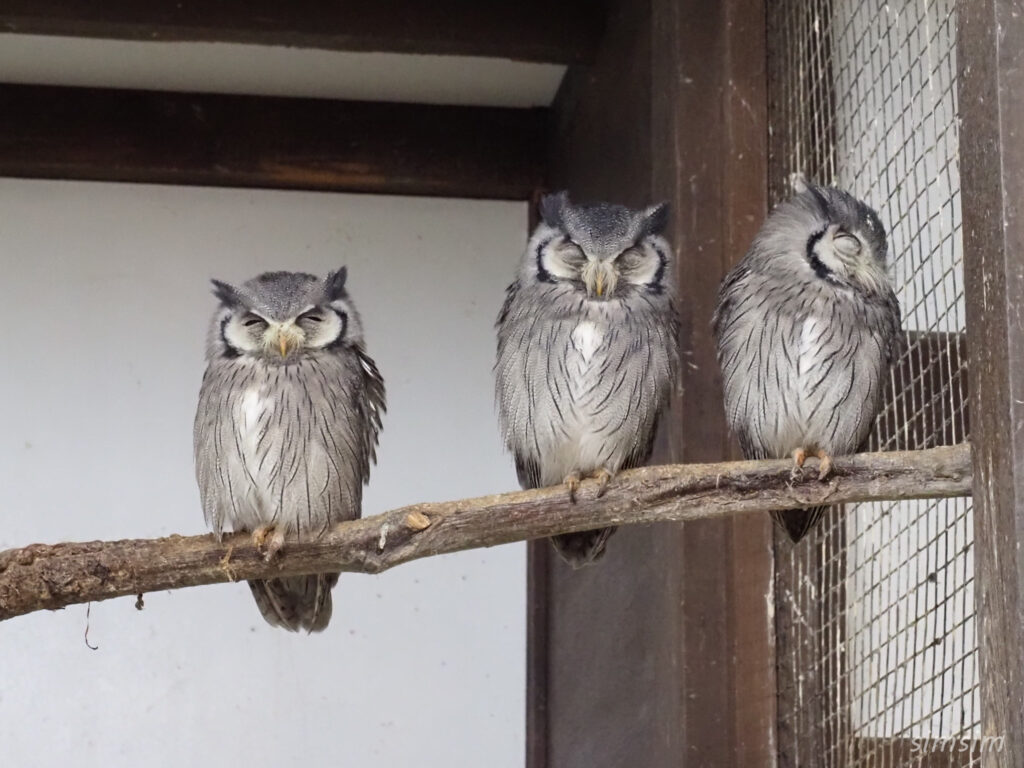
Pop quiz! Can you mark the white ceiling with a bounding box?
[0,33,566,107]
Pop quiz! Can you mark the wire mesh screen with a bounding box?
[767,1,980,765]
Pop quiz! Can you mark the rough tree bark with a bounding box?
[0,445,970,622]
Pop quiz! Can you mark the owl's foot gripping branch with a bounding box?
[0,445,971,622]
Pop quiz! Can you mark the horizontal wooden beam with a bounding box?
[0,446,971,622]
[0,1,601,64]
[0,84,547,199]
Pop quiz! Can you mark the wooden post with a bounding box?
[959,1,1024,765]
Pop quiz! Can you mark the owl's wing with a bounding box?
[514,452,542,490]
[882,288,904,367]
[736,425,768,461]
[622,423,660,471]
[353,345,386,486]
[496,279,536,487]
[711,260,752,340]
[193,365,233,537]
[496,280,519,328]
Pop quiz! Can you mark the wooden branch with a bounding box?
[0,0,603,64]
[0,84,548,200]
[0,445,971,622]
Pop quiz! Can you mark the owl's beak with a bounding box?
[582,259,617,300]
[269,325,300,358]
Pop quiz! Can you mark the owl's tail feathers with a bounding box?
[772,507,828,543]
[248,573,340,633]
[550,527,618,568]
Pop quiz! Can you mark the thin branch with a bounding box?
[0,445,971,621]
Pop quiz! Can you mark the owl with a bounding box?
[194,268,385,631]
[712,182,900,542]
[495,191,679,567]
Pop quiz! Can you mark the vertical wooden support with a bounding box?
[959,1,1024,765]
[529,1,775,765]
[651,1,775,765]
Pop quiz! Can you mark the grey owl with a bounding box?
[712,183,900,542]
[194,268,385,631]
[495,192,679,567]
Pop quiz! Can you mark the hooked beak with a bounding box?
[595,271,604,297]
[269,324,302,358]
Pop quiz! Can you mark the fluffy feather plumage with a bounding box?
[495,192,679,566]
[194,268,385,631]
[713,183,901,542]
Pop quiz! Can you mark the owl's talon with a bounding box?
[790,448,808,482]
[252,525,285,561]
[252,525,272,550]
[815,450,833,481]
[564,473,581,503]
[593,468,613,498]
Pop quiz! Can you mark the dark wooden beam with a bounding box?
[0,83,547,200]
[960,1,1024,766]
[0,1,602,64]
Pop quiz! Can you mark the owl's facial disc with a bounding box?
[539,239,587,281]
[615,246,664,290]
[294,306,345,350]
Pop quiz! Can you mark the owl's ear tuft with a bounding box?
[790,172,812,195]
[539,191,570,228]
[211,279,244,307]
[324,266,348,301]
[641,202,669,236]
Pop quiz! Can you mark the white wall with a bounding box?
[0,33,564,107]
[0,179,525,767]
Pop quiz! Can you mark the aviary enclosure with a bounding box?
[0,1,1020,767]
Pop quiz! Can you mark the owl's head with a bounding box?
[774,181,890,296]
[206,268,363,363]
[527,191,672,301]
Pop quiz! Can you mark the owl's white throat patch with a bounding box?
[239,386,272,454]
[571,321,604,363]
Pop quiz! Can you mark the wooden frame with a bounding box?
[2,2,1019,765]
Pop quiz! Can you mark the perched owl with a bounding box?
[712,182,900,542]
[194,268,385,631]
[495,192,679,567]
